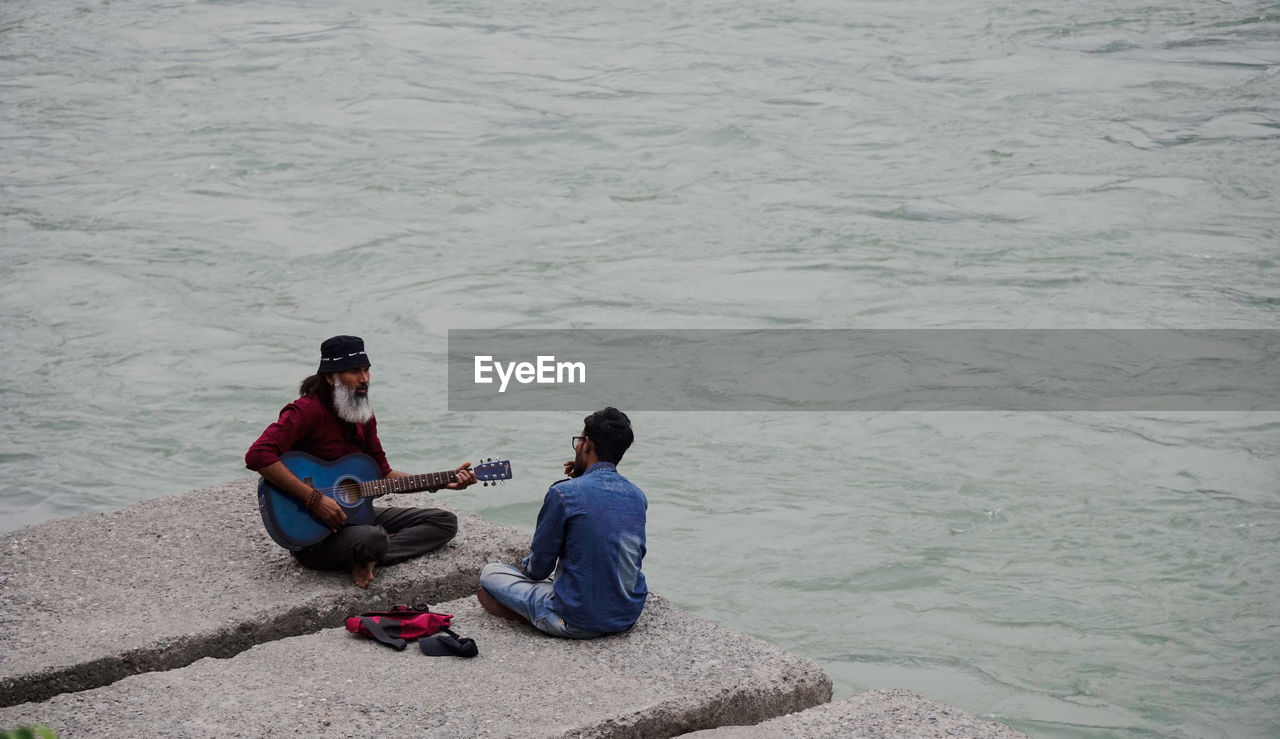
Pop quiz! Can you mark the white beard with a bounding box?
[332,379,374,424]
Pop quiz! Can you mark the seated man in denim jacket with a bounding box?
[478,408,647,638]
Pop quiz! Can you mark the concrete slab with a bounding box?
[680,689,1028,738]
[0,480,528,707]
[0,594,832,738]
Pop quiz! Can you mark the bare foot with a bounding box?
[352,561,376,588]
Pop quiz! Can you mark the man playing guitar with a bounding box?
[246,335,476,587]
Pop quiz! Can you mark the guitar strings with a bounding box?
[307,477,455,497]
[294,464,506,499]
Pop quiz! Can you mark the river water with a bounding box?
[2,0,1278,735]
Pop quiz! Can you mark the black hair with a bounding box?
[583,407,633,464]
[299,373,334,405]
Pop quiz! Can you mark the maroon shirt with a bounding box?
[245,394,392,476]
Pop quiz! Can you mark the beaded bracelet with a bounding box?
[305,488,322,512]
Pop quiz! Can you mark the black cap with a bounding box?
[318,335,371,373]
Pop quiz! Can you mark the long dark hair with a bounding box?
[299,373,333,404]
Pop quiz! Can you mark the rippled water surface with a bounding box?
[3,0,1279,735]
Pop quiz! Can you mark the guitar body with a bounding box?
[257,451,384,551]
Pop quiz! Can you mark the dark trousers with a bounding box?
[293,506,458,571]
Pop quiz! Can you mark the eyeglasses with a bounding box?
[571,436,587,450]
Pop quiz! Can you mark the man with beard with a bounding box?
[246,335,475,588]
[477,408,647,638]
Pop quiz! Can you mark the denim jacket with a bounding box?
[521,462,648,633]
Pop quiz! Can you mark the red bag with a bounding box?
[344,604,452,651]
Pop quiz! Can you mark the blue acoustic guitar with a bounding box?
[257,451,513,551]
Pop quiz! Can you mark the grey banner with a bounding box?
[447,330,1279,411]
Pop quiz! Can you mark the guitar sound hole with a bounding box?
[337,480,361,505]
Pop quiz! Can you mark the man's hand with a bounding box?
[311,494,347,532]
[443,462,477,490]
[258,461,347,531]
[563,460,583,478]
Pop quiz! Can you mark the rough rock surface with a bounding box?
[0,594,832,738]
[0,479,527,706]
[680,689,1030,738]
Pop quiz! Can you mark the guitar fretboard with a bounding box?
[357,470,457,498]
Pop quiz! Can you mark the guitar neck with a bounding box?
[356,470,456,498]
